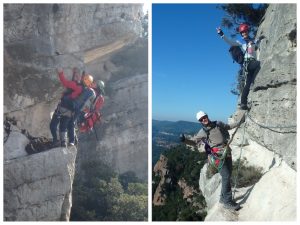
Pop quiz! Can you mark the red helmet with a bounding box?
[238,24,249,33]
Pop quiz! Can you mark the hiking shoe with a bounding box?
[239,104,249,110]
[223,201,241,211]
[69,142,75,146]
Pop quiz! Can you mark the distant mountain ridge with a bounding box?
[153,119,201,135]
[152,120,201,166]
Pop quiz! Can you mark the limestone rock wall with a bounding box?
[246,3,297,168]
[4,130,77,221]
[200,140,296,221]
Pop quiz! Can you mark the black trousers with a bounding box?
[240,60,260,106]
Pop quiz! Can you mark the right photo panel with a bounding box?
[152,3,296,221]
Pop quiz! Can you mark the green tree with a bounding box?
[71,161,148,221]
[119,171,141,189]
[127,183,148,196]
[218,4,268,37]
[112,193,147,221]
[152,145,207,221]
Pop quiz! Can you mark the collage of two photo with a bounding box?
[2,2,297,222]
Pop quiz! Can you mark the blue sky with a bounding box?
[152,4,241,123]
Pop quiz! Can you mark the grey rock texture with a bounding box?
[98,73,148,178]
[4,124,29,160]
[200,140,296,221]
[4,146,77,221]
[75,39,148,180]
[199,4,297,221]
[246,3,297,169]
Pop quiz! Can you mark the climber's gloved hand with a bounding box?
[216,27,224,37]
[179,133,186,142]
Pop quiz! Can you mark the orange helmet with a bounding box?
[82,74,94,87]
[238,24,249,33]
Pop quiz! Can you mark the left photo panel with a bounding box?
[3,3,148,221]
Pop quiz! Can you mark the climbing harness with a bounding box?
[207,146,230,171]
[206,119,244,172]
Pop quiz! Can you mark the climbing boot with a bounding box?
[239,104,249,111]
[223,201,241,211]
[219,198,225,205]
[60,132,68,147]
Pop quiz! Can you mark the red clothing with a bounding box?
[79,112,101,133]
[58,71,82,99]
[78,94,105,132]
[93,95,104,112]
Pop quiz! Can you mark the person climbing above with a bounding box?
[217,24,263,110]
[50,67,83,147]
[180,110,245,211]
[78,80,105,132]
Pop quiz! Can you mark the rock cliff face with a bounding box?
[247,4,296,169]
[199,4,296,221]
[4,3,147,221]
[153,155,168,206]
[4,123,77,221]
[76,40,148,179]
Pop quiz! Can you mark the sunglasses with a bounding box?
[199,116,208,122]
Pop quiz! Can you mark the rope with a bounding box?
[247,113,296,130]
[231,110,296,200]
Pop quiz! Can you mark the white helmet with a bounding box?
[196,111,207,121]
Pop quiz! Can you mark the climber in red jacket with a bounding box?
[50,67,83,147]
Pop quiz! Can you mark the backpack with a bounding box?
[229,46,244,65]
[78,111,101,132]
[25,136,53,154]
[78,95,104,132]
[73,86,95,112]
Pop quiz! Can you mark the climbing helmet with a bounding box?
[238,23,249,33]
[196,111,207,121]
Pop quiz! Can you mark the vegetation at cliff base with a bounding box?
[152,145,207,221]
[70,161,147,221]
